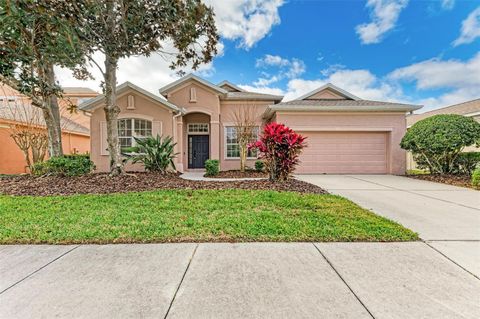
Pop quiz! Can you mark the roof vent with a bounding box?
[190,87,197,102]
[127,95,135,110]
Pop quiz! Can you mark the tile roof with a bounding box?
[407,98,480,126]
[0,102,89,135]
[62,87,98,95]
[224,91,283,102]
[268,99,422,114]
[277,99,420,107]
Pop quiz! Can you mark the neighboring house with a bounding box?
[80,74,420,174]
[0,85,97,174]
[406,98,480,170]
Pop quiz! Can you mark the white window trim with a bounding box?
[187,123,209,135]
[223,126,259,160]
[118,118,154,149]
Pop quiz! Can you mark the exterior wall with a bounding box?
[166,82,274,171]
[219,101,269,171]
[90,92,174,172]
[59,96,93,129]
[167,82,221,171]
[0,120,89,174]
[182,112,210,170]
[275,112,407,175]
[306,89,345,100]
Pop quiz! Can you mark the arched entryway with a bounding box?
[183,112,211,169]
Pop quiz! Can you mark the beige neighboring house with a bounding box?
[79,74,420,174]
[406,98,480,170]
[0,85,97,174]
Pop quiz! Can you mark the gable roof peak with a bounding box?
[297,83,361,101]
[217,80,246,92]
[79,81,180,112]
[158,73,228,95]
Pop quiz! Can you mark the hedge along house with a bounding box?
[80,75,421,174]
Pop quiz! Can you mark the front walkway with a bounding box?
[1,243,479,318]
[296,174,480,277]
[180,171,266,181]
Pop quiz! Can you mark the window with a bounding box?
[118,118,152,149]
[188,123,209,134]
[225,126,259,158]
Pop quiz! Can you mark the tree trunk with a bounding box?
[43,63,63,157]
[104,54,124,175]
[239,143,247,172]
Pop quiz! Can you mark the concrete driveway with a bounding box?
[296,174,480,277]
[1,243,479,319]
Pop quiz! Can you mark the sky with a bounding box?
[56,0,480,113]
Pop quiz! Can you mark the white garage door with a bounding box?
[296,131,388,174]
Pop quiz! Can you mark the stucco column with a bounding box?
[176,119,184,172]
[210,120,220,161]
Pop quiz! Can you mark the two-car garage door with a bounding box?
[296,131,388,174]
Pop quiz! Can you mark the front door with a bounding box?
[188,135,209,168]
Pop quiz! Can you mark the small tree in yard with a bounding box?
[233,106,257,172]
[70,0,218,175]
[401,114,480,174]
[249,123,306,181]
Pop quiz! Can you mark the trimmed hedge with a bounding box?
[401,114,480,174]
[255,160,265,172]
[456,152,480,175]
[204,159,219,176]
[472,168,480,187]
[32,154,95,177]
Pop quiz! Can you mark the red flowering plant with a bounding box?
[249,122,306,181]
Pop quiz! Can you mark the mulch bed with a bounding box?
[0,173,327,196]
[407,174,478,190]
[206,170,268,179]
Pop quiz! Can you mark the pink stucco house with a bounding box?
[79,74,421,174]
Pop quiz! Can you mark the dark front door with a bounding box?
[188,135,209,168]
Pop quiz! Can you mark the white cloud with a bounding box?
[237,84,284,96]
[253,54,306,86]
[283,69,402,102]
[389,53,480,90]
[255,54,290,67]
[388,53,480,111]
[355,0,409,44]
[441,0,455,10]
[204,0,284,49]
[452,7,480,46]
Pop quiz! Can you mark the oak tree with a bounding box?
[73,0,218,175]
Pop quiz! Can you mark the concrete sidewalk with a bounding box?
[296,174,480,278]
[1,243,479,318]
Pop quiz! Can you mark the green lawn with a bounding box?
[0,190,418,244]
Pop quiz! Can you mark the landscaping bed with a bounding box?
[0,189,418,244]
[206,170,267,179]
[0,172,326,196]
[407,174,478,190]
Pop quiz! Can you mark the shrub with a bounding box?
[249,122,306,181]
[128,135,178,173]
[472,168,480,188]
[401,115,480,174]
[255,160,264,172]
[455,152,480,175]
[205,159,219,176]
[32,154,95,177]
